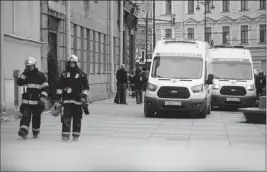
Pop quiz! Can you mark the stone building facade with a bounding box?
[41,0,138,101]
[183,0,266,72]
[135,1,153,64]
[0,0,138,111]
[1,1,42,110]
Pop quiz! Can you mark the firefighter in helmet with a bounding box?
[54,54,89,141]
[17,56,49,139]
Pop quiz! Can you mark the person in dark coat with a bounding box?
[255,71,265,98]
[141,67,148,91]
[114,64,128,104]
[129,69,136,98]
[133,68,145,104]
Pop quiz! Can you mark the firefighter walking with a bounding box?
[54,54,89,141]
[17,56,49,139]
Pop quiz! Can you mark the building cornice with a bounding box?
[4,33,43,46]
[184,14,266,25]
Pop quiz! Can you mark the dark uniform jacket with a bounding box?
[17,68,49,107]
[56,67,89,106]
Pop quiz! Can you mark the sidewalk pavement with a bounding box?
[1,95,265,171]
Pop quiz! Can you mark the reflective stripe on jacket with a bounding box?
[17,68,49,105]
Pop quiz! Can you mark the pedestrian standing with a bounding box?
[17,56,49,139]
[54,54,89,141]
[114,64,128,104]
[132,68,144,104]
[141,67,149,102]
[129,69,136,98]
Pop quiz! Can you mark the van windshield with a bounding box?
[212,61,252,80]
[151,56,203,79]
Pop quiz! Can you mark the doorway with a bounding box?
[47,16,59,103]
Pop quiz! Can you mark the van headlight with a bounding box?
[247,84,255,91]
[147,83,157,92]
[191,84,203,93]
[212,84,220,90]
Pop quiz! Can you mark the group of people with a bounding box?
[114,64,149,105]
[17,54,89,141]
[17,56,150,141]
[254,70,266,98]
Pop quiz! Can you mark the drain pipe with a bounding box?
[180,1,184,39]
[109,1,115,93]
[65,0,71,59]
[119,0,123,66]
[0,1,4,112]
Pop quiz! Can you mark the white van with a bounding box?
[208,46,257,109]
[144,39,214,118]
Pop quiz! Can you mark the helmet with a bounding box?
[254,69,259,75]
[50,103,62,117]
[25,56,37,66]
[67,54,78,63]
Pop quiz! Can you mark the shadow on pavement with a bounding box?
[153,111,196,119]
[239,119,266,125]
[211,108,239,112]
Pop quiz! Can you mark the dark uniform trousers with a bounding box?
[62,104,83,138]
[19,105,43,135]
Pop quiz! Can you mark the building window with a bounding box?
[222,26,230,44]
[188,28,194,39]
[260,0,266,9]
[260,24,266,43]
[241,0,248,10]
[241,25,248,44]
[188,0,194,14]
[141,30,145,39]
[165,0,172,15]
[205,27,212,43]
[165,29,172,38]
[222,0,230,12]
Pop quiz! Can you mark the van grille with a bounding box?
[157,86,190,99]
[220,86,246,96]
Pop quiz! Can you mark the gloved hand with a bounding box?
[81,97,86,104]
[54,102,61,109]
[23,67,29,75]
[81,98,89,115]
[39,97,46,104]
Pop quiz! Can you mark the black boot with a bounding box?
[61,136,69,141]
[18,130,27,140]
[33,134,38,139]
[73,136,79,141]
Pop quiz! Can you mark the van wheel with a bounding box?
[198,104,208,118]
[144,104,154,118]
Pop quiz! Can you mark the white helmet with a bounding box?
[25,56,37,66]
[67,54,78,63]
